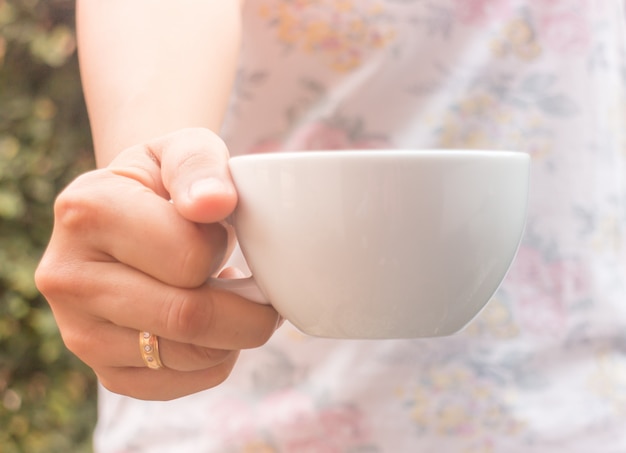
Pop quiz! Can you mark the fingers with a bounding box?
[60,321,234,371]
[34,127,275,400]
[111,127,238,223]
[97,353,241,401]
[52,170,231,288]
[38,253,279,400]
[39,258,279,351]
[48,127,238,288]
[39,257,280,399]
[39,245,279,358]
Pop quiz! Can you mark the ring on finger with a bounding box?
[139,331,164,370]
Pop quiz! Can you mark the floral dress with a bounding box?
[95,1,626,452]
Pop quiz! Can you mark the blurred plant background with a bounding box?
[0,0,97,451]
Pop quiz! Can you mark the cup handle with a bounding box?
[208,276,270,305]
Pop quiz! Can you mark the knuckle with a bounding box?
[164,291,213,341]
[53,176,102,234]
[194,345,231,365]
[175,238,211,286]
[176,224,228,286]
[245,309,279,349]
[35,253,81,302]
[36,178,102,298]
[34,257,58,298]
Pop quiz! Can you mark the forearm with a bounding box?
[77,0,243,167]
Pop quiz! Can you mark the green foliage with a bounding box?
[0,0,97,451]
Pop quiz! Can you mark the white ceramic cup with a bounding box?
[210,150,530,339]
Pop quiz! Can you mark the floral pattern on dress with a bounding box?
[205,391,376,453]
[258,0,397,72]
[96,1,626,452]
[250,115,394,153]
[401,362,529,453]
[588,349,626,418]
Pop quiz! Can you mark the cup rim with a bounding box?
[230,149,529,163]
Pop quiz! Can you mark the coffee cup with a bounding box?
[210,150,530,339]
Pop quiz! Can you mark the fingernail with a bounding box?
[188,178,227,200]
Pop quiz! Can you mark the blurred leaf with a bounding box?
[0,0,16,26]
[0,134,20,158]
[6,293,29,319]
[0,187,25,218]
[0,0,97,451]
[28,308,59,337]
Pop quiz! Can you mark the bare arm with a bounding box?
[36,1,280,400]
[77,0,243,166]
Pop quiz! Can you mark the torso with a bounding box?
[97,1,626,451]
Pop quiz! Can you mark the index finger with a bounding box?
[70,261,280,350]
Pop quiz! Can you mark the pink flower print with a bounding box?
[519,291,566,336]
[318,405,370,446]
[287,121,352,150]
[504,246,590,336]
[285,438,338,453]
[248,138,282,154]
[287,406,369,453]
[263,400,372,453]
[452,0,514,26]
[208,398,257,444]
[258,389,317,432]
[537,0,590,14]
[536,11,590,55]
[352,135,394,150]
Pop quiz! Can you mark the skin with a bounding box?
[35,0,280,401]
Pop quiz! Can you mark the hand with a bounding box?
[36,128,281,400]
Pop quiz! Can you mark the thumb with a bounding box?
[149,128,238,223]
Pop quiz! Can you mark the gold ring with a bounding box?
[139,331,164,370]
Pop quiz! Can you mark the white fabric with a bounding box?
[96,1,626,452]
